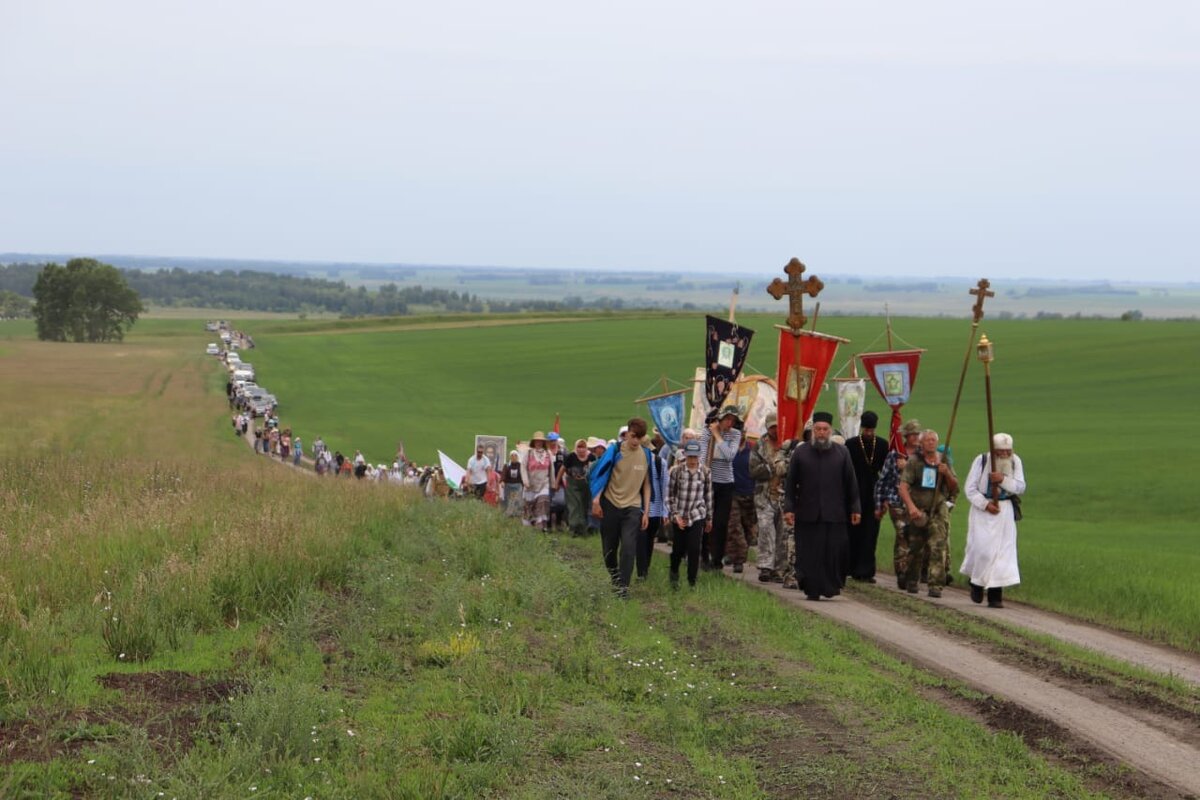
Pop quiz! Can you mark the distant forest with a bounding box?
[0,262,597,316]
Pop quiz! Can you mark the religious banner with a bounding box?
[775,328,848,441]
[474,435,507,472]
[705,315,755,418]
[835,378,867,438]
[689,366,708,431]
[858,349,925,451]
[645,390,687,448]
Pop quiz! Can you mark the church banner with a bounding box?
[858,349,924,451]
[775,328,848,441]
[835,378,867,439]
[645,390,687,448]
[705,315,755,419]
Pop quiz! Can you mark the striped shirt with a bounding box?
[669,461,713,526]
[700,426,741,484]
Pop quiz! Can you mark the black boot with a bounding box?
[987,587,1003,608]
[970,582,984,604]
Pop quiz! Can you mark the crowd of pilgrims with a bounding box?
[229,391,1014,605]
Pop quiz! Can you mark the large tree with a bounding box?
[33,258,145,342]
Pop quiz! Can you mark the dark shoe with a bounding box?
[970,583,984,604]
[732,564,744,574]
[944,574,954,585]
[782,577,799,590]
[987,588,1003,608]
[987,599,1004,608]
[928,587,942,598]
[771,572,784,584]
[758,568,773,583]
[905,583,919,594]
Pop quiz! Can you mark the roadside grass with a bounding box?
[0,323,1124,797]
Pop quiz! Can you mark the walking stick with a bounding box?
[977,334,999,501]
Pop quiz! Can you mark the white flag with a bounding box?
[437,450,467,490]
[836,379,867,438]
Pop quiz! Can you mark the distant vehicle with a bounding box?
[205,343,220,355]
[229,340,241,350]
[226,353,242,366]
[205,322,218,332]
[249,395,276,416]
[232,369,255,383]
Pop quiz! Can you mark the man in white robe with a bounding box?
[961,433,1026,608]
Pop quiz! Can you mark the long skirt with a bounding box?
[503,483,523,516]
[524,491,550,527]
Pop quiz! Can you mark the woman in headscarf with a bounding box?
[501,450,524,517]
[522,432,553,530]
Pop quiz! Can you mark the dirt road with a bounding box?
[721,566,1200,796]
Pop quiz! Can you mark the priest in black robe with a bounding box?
[844,411,889,582]
[783,411,861,600]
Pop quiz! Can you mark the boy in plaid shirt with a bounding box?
[669,440,713,588]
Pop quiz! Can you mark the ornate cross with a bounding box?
[767,258,824,330]
[969,278,995,323]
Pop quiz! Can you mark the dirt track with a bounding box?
[721,566,1200,796]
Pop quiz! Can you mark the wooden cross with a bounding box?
[767,258,824,330]
[969,278,995,323]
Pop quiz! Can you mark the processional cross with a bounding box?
[969,278,995,322]
[767,258,824,330]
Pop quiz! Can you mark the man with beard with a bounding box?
[897,429,958,597]
[845,410,888,583]
[961,433,1026,608]
[783,411,861,600]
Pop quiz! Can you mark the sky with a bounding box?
[2,1,1198,281]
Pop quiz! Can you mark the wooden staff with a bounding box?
[944,279,995,451]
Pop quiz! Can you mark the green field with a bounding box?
[0,318,1135,797]
[231,312,1200,651]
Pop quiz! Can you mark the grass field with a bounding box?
[219,311,1200,652]
[0,321,1126,797]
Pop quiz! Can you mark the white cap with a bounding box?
[993,433,1013,449]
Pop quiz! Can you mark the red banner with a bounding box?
[858,349,924,451]
[775,328,848,441]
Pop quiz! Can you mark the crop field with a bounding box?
[0,319,1141,797]
[232,311,1200,651]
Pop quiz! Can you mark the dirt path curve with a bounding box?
[872,579,1200,686]
[710,564,1200,795]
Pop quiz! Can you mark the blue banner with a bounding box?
[647,391,686,448]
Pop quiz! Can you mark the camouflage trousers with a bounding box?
[725,493,756,565]
[754,492,788,572]
[890,505,951,586]
[903,512,949,589]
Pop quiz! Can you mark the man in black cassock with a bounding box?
[844,410,889,583]
[783,411,861,600]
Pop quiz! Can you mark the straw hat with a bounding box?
[530,430,548,445]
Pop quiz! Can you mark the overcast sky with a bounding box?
[2,1,1197,281]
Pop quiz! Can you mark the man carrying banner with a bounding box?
[700,405,742,571]
[961,433,1026,608]
[783,411,860,600]
[874,419,923,588]
[897,429,958,597]
[845,410,888,582]
[750,413,787,583]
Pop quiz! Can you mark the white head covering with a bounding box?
[993,433,1014,450]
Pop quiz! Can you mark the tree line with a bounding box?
[0,262,573,316]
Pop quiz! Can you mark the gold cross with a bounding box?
[767,258,824,330]
[969,278,995,323]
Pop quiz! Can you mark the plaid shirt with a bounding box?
[874,449,904,513]
[669,461,713,526]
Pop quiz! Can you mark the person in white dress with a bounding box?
[960,433,1026,608]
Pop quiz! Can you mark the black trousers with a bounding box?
[709,482,735,566]
[600,497,641,589]
[846,512,881,579]
[636,517,661,578]
[670,519,705,585]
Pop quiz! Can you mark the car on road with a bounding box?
[206,343,220,355]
